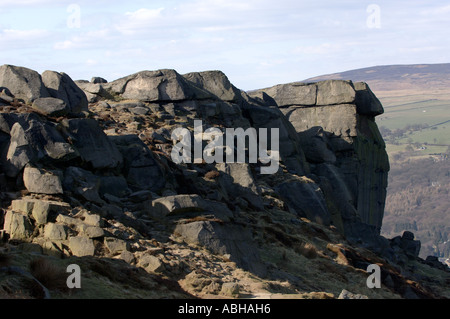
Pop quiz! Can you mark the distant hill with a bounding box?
[304,63,450,95]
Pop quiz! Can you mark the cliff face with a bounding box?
[251,80,390,247]
[1,65,447,299]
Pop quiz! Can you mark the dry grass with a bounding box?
[204,170,220,180]
[295,242,318,259]
[182,216,224,224]
[29,257,69,292]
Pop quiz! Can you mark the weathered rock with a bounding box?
[106,69,211,102]
[183,70,242,102]
[32,200,70,225]
[216,163,263,210]
[0,112,40,134]
[43,223,67,240]
[196,100,250,128]
[314,164,357,232]
[242,103,308,175]
[3,117,77,177]
[424,256,448,270]
[98,175,130,198]
[298,126,336,164]
[283,104,358,138]
[245,90,277,106]
[150,194,206,218]
[91,77,107,84]
[82,211,103,227]
[75,81,113,102]
[130,106,150,115]
[63,166,104,204]
[0,89,14,105]
[82,226,105,239]
[56,214,80,226]
[338,289,368,299]
[61,118,123,169]
[10,198,35,215]
[3,211,33,241]
[23,164,63,195]
[31,97,68,117]
[276,181,331,225]
[316,80,356,105]
[40,240,64,258]
[104,237,129,255]
[399,231,421,259]
[11,198,71,225]
[110,134,164,192]
[118,251,135,264]
[0,64,49,103]
[137,254,165,273]
[41,70,88,114]
[265,80,389,241]
[354,82,384,116]
[68,236,95,256]
[256,82,317,107]
[220,282,240,297]
[174,221,266,276]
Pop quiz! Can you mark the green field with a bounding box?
[375,93,450,156]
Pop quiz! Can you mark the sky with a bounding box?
[0,0,449,90]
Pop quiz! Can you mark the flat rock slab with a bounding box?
[31,97,68,117]
[68,236,95,257]
[150,194,206,218]
[23,165,63,195]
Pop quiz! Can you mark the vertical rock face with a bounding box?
[255,80,390,242]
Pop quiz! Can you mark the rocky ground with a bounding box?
[0,65,448,299]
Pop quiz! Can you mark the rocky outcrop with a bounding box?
[1,64,445,300]
[0,65,389,254]
[0,65,50,103]
[253,79,390,249]
[41,70,89,114]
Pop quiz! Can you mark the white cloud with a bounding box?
[293,43,345,55]
[0,0,56,6]
[421,4,450,15]
[53,28,111,50]
[0,29,50,48]
[85,59,97,66]
[115,7,165,35]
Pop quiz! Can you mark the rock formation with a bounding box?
[0,64,448,299]
[251,80,390,249]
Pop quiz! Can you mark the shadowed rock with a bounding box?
[61,118,123,169]
[0,64,49,103]
[42,70,88,114]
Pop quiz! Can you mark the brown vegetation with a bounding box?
[382,157,450,258]
[29,257,69,292]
